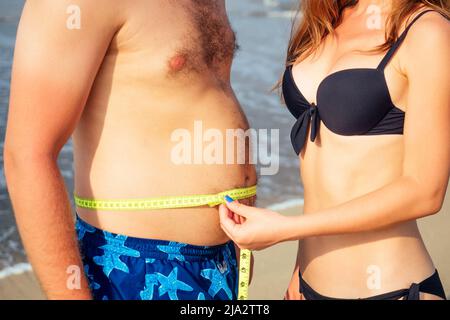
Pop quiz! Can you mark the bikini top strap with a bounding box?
[377,9,436,70]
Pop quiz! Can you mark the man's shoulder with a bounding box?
[23,0,126,30]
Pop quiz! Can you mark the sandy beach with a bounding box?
[1,184,449,300]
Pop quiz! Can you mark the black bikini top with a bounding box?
[282,10,435,155]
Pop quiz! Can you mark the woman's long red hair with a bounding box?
[286,0,449,65]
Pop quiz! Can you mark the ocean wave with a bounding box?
[266,198,304,211]
[0,262,32,279]
[0,33,14,47]
[229,0,297,19]
[263,0,296,9]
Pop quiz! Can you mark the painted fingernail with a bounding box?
[225,195,234,203]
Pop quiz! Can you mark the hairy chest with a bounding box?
[113,0,238,78]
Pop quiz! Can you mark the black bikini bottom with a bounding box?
[299,270,446,300]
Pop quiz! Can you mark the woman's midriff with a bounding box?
[298,126,435,298]
[73,80,257,246]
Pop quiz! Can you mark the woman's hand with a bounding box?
[284,264,302,300]
[219,197,292,250]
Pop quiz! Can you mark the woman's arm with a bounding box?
[4,0,124,299]
[219,13,450,250]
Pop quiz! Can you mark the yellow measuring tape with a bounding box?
[74,185,256,300]
[74,185,256,211]
[238,248,251,300]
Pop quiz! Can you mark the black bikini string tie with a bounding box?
[290,103,320,155]
[407,282,421,300]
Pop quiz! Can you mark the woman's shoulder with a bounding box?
[403,9,449,46]
[395,8,449,85]
[400,9,449,63]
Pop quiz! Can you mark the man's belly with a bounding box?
[73,90,256,246]
[298,132,435,297]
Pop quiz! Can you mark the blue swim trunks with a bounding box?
[75,216,238,300]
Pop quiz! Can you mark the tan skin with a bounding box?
[4,0,256,299]
[220,0,450,300]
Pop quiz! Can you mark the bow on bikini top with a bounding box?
[282,10,435,155]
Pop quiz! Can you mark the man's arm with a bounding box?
[4,0,123,299]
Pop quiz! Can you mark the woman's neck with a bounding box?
[352,0,392,16]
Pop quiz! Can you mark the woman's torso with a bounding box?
[293,8,436,298]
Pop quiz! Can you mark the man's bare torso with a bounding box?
[74,0,256,245]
